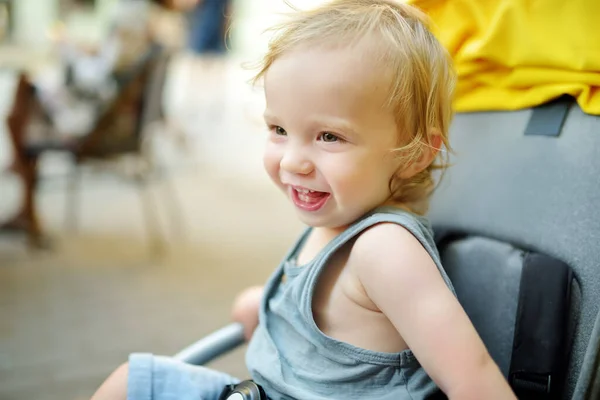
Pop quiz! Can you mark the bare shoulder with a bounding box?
[350,222,432,266]
[348,222,441,291]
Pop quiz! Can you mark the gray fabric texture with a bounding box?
[577,311,600,399]
[428,105,600,399]
[440,236,523,377]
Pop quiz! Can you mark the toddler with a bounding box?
[91,1,516,399]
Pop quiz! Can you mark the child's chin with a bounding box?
[294,211,328,227]
[295,211,349,230]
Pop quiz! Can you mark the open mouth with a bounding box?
[290,186,330,212]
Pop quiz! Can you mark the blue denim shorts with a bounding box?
[128,353,240,400]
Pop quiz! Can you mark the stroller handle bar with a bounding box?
[173,323,245,365]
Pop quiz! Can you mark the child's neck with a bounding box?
[296,226,344,267]
[382,199,420,215]
[312,225,347,240]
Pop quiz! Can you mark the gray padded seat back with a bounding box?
[440,236,527,377]
[429,104,600,399]
[437,234,576,399]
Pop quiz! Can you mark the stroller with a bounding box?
[173,98,600,400]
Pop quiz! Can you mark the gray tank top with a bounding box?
[246,206,456,400]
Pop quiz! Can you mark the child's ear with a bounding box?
[398,131,442,179]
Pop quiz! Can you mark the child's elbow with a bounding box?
[445,357,516,400]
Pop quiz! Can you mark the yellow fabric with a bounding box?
[408,0,600,115]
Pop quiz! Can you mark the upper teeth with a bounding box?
[297,188,314,194]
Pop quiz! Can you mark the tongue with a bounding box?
[305,191,326,199]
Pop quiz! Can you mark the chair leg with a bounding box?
[65,167,81,232]
[148,150,186,241]
[134,172,165,257]
[23,157,52,249]
[0,157,51,249]
[159,174,186,240]
[141,131,186,241]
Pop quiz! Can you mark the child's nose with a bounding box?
[280,149,313,175]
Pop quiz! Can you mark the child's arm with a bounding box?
[231,286,264,341]
[352,223,516,400]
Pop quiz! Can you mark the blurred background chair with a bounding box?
[1,44,183,254]
[63,45,181,256]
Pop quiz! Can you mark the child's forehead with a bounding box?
[265,40,393,99]
[263,42,399,137]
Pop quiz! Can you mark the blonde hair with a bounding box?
[253,0,455,215]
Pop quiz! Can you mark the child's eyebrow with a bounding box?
[315,117,360,137]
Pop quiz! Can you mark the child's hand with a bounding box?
[231,286,264,341]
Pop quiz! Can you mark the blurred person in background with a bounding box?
[171,0,234,117]
[173,0,232,56]
[39,0,178,138]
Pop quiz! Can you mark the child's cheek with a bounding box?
[263,145,283,187]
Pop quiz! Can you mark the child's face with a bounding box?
[263,42,401,229]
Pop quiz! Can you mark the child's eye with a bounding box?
[319,132,340,143]
[273,126,287,136]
